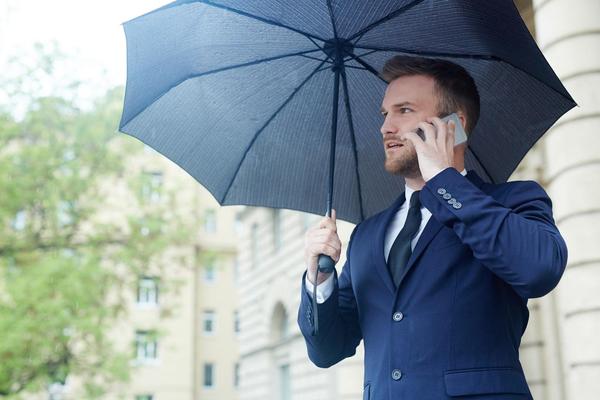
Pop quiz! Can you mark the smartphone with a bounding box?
[415,113,467,146]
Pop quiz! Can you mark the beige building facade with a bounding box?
[109,150,243,400]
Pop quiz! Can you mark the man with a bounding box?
[297,56,568,400]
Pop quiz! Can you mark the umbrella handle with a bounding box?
[318,254,335,273]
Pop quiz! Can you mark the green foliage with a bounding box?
[0,46,191,398]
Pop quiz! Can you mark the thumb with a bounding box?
[331,208,336,222]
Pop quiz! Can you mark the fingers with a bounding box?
[318,210,337,231]
[401,130,425,154]
[446,119,455,153]
[427,117,445,147]
[416,120,437,143]
[403,120,436,149]
[310,227,341,251]
[422,117,455,150]
[305,210,342,265]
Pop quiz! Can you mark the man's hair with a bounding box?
[381,55,480,135]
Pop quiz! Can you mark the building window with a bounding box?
[272,209,282,253]
[137,277,159,306]
[12,210,26,231]
[142,171,163,203]
[233,257,240,284]
[203,310,216,335]
[279,364,291,400]
[234,362,240,388]
[204,209,217,233]
[135,395,153,400]
[204,258,216,283]
[135,330,158,362]
[271,303,289,343]
[234,310,240,335]
[203,363,215,388]
[250,223,258,269]
[234,212,243,235]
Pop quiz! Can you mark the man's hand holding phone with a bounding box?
[403,112,468,182]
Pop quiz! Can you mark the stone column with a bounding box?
[533,1,600,399]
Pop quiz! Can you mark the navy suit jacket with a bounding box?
[297,167,568,400]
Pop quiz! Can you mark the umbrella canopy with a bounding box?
[120,0,576,225]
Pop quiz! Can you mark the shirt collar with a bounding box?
[404,168,467,206]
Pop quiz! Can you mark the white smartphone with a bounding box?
[416,112,467,146]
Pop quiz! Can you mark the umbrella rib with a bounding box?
[354,45,576,107]
[120,48,321,129]
[347,0,426,42]
[353,45,501,61]
[358,46,577,105]
[306,36,325,50]
[325,0,339,40]
[343,53,388,84]
[300,54,333,64]
[221,60,329,203]
[344,65,368,71]
[340,68,365,222]
[352,49,379,58]
[200,0,328,42]
[466,146,495,183]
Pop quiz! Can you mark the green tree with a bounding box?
[0,46,190,399]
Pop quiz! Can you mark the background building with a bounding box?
[236,208,362,400]
[105,149,242,400]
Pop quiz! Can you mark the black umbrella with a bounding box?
[120,0,576,331]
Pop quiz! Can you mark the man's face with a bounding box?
[379,74,439,178]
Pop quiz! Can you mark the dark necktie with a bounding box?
[388,190,422,287]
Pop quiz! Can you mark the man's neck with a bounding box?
[405,175,426,191]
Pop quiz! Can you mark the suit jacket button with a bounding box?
[443,193,452,200]
[392,312,404,322]
[437,188,446,195]
[392,369,402,380]
[447,198,456,204]
[453,202,462,209]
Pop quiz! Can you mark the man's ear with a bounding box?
[456,111,468,134]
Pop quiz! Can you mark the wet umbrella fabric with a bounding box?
[120,0,575,227]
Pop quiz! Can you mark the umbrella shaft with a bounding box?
[327,60,342,218]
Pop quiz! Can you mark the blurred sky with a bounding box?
[0,0,169,111]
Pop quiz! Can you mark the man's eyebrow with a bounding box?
[380,102,415,113]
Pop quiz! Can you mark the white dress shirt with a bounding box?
[305,168,468,303]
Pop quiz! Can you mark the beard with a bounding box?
[384,143,421,178]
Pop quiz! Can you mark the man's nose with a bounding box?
[380,116,396,136]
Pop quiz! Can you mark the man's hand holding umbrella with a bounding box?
[305,209,340,286]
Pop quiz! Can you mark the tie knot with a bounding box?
[409,190,421,209]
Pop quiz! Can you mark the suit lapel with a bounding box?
[373,191,406,295]
[373,169,486,292]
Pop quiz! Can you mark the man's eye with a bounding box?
[400,108,412,113]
